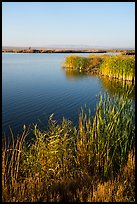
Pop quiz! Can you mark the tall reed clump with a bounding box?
[64,55,91,71]
[88,54,108,69]
[100,55,135,82]
[2,127,30,202]
[63,55,107,73]
[64,54,135,82]
[90,148,135,202]
[2,93,135,202]
[77,93,135,181]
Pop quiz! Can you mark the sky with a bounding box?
[2,2,135,49]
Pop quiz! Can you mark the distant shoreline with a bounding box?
[2,48,132,54]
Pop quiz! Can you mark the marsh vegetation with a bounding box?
[64,54,135,82]
[2,93,135,202]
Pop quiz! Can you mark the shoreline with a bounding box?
[2,48,107,53]
[63,54,135,83]
[2,48,135,54]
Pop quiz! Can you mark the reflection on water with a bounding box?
[63,68,99,80]
[62,69,90,80]
[3,53,134,138]
[63,69,135,99]
[100,76,135,100]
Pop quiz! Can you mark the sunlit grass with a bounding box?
[63,54,135,82]
[100,55,135,82]
[2,93,135,202]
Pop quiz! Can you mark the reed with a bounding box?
[64,55,91,71]
[63,54,135,82]
[63,55,107,73]
[100,55,135,82]
[2,126,30,201]
[90,148,135,202]
[2,93,135,202]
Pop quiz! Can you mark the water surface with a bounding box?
[2,52,134,138]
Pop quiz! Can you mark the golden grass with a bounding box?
[63,54,135,82]
[90,149,135,202]
[2,93,135,202]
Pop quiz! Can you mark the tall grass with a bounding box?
[63,55,108,73]
[2,93,135,202]
[63,54,135,82]
[90,149,135,202]
[64,55,91,71]
[100,55,135,82]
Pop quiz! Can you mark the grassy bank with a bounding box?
[63,54,135,82]
[100,55,135,82]
[63,55,106,73]
[2,93,135,202]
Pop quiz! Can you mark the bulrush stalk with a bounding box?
[63,54,135,83]
[2,93,135,202]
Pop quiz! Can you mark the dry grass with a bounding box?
[2,93,135,202]
[90,149,135,202]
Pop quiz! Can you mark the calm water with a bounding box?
[2,52,134,138]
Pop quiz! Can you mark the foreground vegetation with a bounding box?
[63,54,135,82]
[2,93,135,202]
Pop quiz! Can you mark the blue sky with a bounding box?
[2,2,135,49]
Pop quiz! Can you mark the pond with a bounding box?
[2,52,134,138]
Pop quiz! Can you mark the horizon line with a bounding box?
[2,45,135,50]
